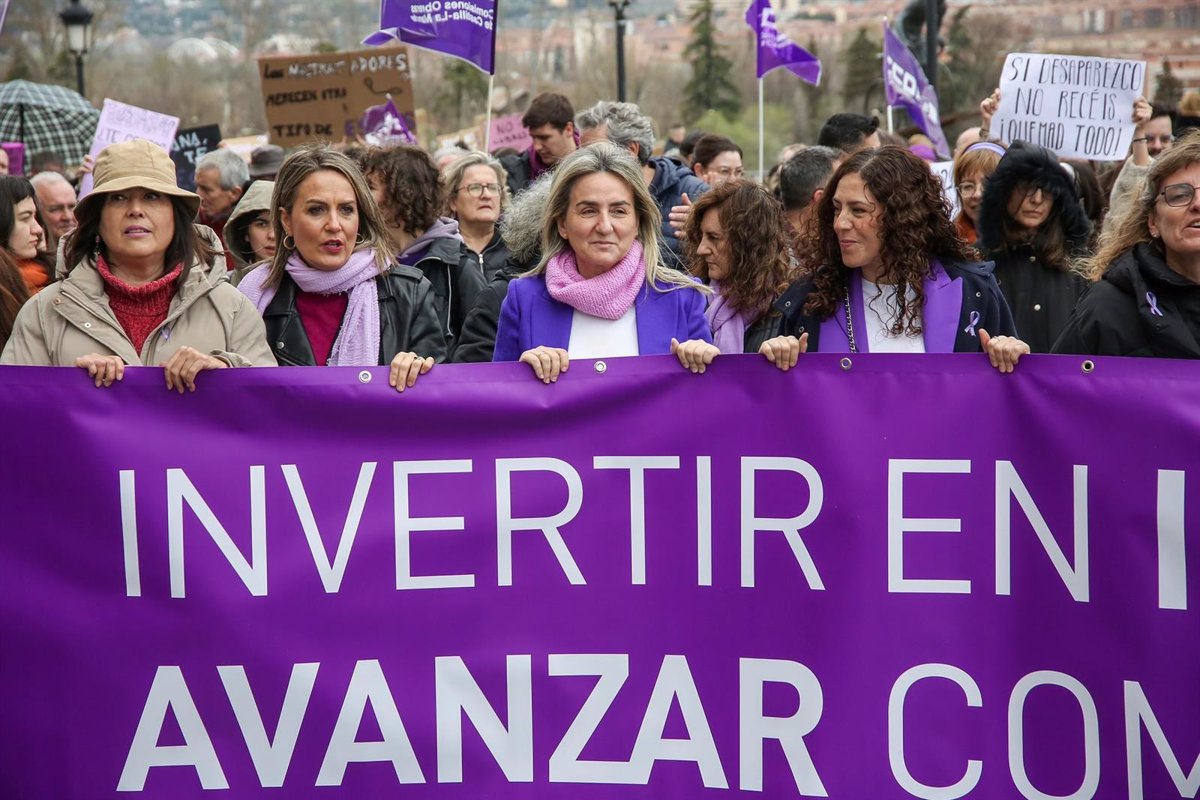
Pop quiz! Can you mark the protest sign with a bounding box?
[487,113,532,153]
[258,45,415,148]
[929,159,960,220]
[883,24,950,158]
[169,124,222,191]
[1,355,1199,798]
[991,53,1145,160]
[1,141,24,175]
[79,99,180,197]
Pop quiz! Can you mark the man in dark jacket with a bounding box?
[498,92,578,196]
[575,100,708,268]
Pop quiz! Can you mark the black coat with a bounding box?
[978,142,1092,352]
[449,255,528,363]
[262,267,447,366]
[401,235,485,354]
[773,259,1016,352]
[1053,243,1200,358]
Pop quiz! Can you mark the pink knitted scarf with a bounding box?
[544,239,646,320]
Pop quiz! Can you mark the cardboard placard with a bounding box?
[991,53,1145,160]
[487,113,531,153]
[79,99,180,197]
[258,46,415,148]
[169,124,222,191]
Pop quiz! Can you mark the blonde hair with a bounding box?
[265,145,393,289]
[531,142,701,293]
[1079,130,1200,282]
[442,151,509,216]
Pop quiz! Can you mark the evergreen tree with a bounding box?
[1153,59,1183,109]
[841,27,881,114]
[681,0,742,124]
[435,59,489,132]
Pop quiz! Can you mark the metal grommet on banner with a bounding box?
[358,370,372,384]
[1081,360,1095,374]
[594,361,607,374]
[839,357,853,371]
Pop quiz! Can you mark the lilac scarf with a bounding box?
[705,282,758,354]
[545,239,646,320]
[237,249,383,366]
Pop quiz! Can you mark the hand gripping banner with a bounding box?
[1,354,1198,798]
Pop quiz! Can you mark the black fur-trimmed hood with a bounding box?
[977,141,1092,256]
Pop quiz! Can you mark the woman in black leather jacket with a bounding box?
[237,145,445,390]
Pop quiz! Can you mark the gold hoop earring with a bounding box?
[282,234,296,250]
[355,233,366,246]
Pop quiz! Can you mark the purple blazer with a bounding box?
[492,274,712,362]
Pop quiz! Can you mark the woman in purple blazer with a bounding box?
[493,143,716,382]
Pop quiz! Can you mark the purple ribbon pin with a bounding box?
[964,310,980,336]
[1146,292,1164,317]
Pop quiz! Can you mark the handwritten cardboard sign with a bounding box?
[258,45,415,148]
[991,53,1145,160]
[169,124,222,191]
[79,99,180,197]
[487,113,531,153]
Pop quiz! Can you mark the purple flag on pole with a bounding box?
[744,0,820,84]
[361,96,418,145]
[882,22,950,158]
[364,0,497,75]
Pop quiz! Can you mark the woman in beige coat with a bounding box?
[1,139,275,389]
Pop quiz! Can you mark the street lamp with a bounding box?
[608,0,631,102]
[59,0,94,98]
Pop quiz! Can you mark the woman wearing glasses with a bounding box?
[1055,132,1200,357]
[952,141,1005,247]
[690,134,745,188]
[977,141,1091,352]
[443,151,510,281]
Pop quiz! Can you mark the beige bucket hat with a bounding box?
[75,139,201,225]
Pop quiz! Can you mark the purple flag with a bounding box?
[361,96,417,145]
[2,355,1200,797]
[883,22,950,158]
[744,0,820,84]
[365,0,496,75]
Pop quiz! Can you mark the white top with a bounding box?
[568,307,640,358]
[861,279,926,353]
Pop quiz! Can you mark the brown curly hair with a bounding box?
[361,144,443,237]
[682,179,798,318]
[800,146,972,335]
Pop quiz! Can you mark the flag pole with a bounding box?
[758,78,764,182]
[484,73,495,152]
[887,105,894,134]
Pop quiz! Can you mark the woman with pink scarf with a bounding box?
[681,180,798,353]
[493,143,715,382]
[238,146,445,391]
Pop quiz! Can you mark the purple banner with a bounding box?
[361,96,417,145]
[365,0,496,75]
[744,0,820,84]
[2,355,1199,798]
[883,23,950,159]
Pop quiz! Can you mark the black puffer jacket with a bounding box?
[1053,243,1200,358]
[978,142,1091,352]
[262,266,447,365]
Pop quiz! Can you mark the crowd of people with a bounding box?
[3,85,1200,389]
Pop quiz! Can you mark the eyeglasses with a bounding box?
[956,181,985,197]
[1158,183,1198,207]
[456,182,501,197]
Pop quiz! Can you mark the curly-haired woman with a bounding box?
[759,146,1028,372]
[681,179,797,352]
[362,144,484,351]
